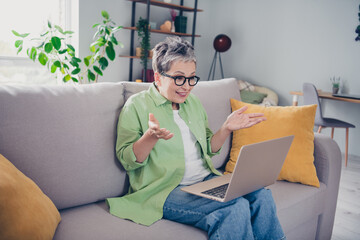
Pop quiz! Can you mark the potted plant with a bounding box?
[12,11,123,84]
[330,76,340,94]
[135,17,153,82]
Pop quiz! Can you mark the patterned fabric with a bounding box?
[237,80,255,91]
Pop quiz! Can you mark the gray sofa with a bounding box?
[0,78,342,240]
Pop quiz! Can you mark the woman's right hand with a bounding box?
[148,113,174,140]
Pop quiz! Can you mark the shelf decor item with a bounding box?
[175,15,187,33]
[208,34,232,80]
[330,76,340,94]
[170,9,176,32]
[12,11,123,84]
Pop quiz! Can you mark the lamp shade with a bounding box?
[213,34,231,52]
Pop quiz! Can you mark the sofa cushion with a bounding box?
[240,90,267,104]
[54,201,207,240]
[0,154,61,240]
[269,181,326,233]
[0,83,127,210]
[226,99,320,187]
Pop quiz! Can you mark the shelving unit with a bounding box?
[121,0,202,81]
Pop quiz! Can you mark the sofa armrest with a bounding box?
[313,133,342,240]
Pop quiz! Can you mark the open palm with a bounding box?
[225,106,266,131]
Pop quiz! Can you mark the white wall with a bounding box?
[79,0,360,156]
[197,0,360,156]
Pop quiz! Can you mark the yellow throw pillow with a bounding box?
[225,99,320,187]
[0,154,61,240]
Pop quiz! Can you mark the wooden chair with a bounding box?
[303,83,355,167]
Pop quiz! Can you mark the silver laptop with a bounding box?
[181,135,294,202]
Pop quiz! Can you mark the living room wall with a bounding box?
[79,0,360,156]
[196,0,360,157]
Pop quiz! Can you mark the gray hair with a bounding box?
[152,36,196,73]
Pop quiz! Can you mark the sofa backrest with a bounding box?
[0,83,127,210]
[0,78,240,210]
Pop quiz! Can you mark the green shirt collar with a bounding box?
[148,83,188,107]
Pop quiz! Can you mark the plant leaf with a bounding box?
[93,65,103,76]
[87,69,96,81]
[90,45,96,53]
[63,74,71,82]
[51,63,57,73]
[44,42,53,53]
[55,25,65,34]
[106,45,115,61]
[101,10,109,20]
[15,40,23,48]
[84,56,91,67]
[92,23,100,28]
[48,21,52,28]
[67,44,75,52]
[110,35,118,45]
[58,49,67,54]
[63,63,69,69]
[54,60,61,68]
[112,26,123,33]
[99,57,109,70]
[70,58,79,68]
[71,77,79,83]
[12,30,30,38]
[30,47,37,61]
[51,36,61,50]
[71,68,81,75]
[16,45,23,54]
[38,53,48,66]
[40,31,49,37]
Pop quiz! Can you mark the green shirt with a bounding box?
[106,83,221,226]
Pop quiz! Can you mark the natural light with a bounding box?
[0,0,78,85]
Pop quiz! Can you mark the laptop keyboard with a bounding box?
[201,183,229,199]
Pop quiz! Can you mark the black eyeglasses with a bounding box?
[160,72,200,86]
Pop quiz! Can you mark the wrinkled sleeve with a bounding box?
[116,101,149,171]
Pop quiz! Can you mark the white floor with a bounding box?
[331,154,360,240]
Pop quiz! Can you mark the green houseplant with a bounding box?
[135,17,151,71]
[330,76,340,94]
[12,11,123,84]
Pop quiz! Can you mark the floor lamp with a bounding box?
[208,34,231,80]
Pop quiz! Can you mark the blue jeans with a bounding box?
[163,175,285,240]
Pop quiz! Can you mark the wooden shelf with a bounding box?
[128,0,203,12]
[123,27,200,37]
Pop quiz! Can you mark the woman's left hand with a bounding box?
[224,106,266,132]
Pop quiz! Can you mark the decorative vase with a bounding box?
[175,16,187,33]
[171,21,175,32]
[332,87,339,94]
[142,69,154,82]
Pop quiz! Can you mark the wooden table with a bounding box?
[290,91,360,106]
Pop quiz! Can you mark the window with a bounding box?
[0,0,78,85]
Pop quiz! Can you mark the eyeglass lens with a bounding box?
[174,76,198,86]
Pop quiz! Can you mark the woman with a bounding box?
[107,36,285,240]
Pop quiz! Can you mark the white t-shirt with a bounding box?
[173,110,211,185]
